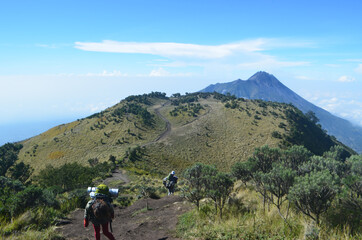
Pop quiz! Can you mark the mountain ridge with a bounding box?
[16,92,354,175]
[200,72,362,153]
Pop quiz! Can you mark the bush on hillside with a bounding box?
[35,162,113,192]
[206,172,234,219]
[7,162,33,183]
[0,179,60,224]
[284,107,336,155]
[182,163,218,210]
[0,143,23,177]
[289,170,339,225]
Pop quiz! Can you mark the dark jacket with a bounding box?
[166,173,178,183]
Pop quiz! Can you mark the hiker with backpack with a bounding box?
[84,184,116,240]
[163,170,178,195]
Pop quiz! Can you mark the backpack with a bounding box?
[92,198,112,223]
[167,176,178,188]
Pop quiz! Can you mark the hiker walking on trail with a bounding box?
[163,171,178,195]
[84,184,116,240]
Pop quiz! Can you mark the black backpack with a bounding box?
[92,198,112,222]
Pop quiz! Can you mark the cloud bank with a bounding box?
[74,38,312,77]
[74,39,267,59]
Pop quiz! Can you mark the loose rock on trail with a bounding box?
[57,195,191,240]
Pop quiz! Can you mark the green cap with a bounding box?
[95,184,109,195]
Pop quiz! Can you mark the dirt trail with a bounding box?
[142,102,172,147]
[153,106,171,142]
[57,102,198,239]
[57,195,191,240]
[103,169,130,186]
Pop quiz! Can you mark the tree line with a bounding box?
[0,143,116,235]
[181,145,361,234]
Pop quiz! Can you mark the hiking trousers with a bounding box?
[93,222,115,240]
[168,186,175,195]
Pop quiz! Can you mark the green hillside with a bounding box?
[17,92,353,175]
[2,92,358,239]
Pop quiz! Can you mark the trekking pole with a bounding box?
[110,220,113,232]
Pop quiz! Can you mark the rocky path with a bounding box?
[103,169,130,186]
[57,195,191,240]
[57,102,194,239]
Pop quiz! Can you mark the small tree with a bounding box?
[343,155,362,198]
[288,170,339,225]
[7,162,33,183]
[0,143,23,176]
[323,145,351,163]
[261,163,296,221]
[109,155,117,164]
[231,161,254,186]
[207,172,234,219]
[305,111,319,124]
[248,145,281,209]
[182,163,217,210]
[299,155,347,179]
[282,145,312,173]
[251,145,282,174]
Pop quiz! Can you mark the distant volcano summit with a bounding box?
[203,72,302,103]
[200,71,362,153]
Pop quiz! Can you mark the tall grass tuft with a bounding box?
[1,226,64,240]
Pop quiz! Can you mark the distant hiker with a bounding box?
[84,184,116,240]
[163,171,178,195]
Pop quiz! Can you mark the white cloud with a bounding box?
[82,70,128,77]
[74,39,313,76]
[355,64,362,74]
[75,39,268,59]
[153,59,169,62]
[337,75,356,82]
[311,94,362,126]
[46,71,128,77]
[36,44,58,49]
[36,43,70,49]
[149,68,170,77]
[147,68,193,77]
[74,38,314,60]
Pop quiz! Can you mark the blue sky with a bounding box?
[1,0,362,144]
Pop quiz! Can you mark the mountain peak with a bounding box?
[199,72,362,153]
[247,71,280,86]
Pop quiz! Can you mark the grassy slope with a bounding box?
[144,97,289,173]
[17,93,348,176]
[18,98,167,174]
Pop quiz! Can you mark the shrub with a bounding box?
[182,163,217,210]
[116,195,133,208]
[288,170,339,225]
[272,131,282,139]
[0,143,23,176]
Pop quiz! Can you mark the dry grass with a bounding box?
[18,100,167,174]
[17,96,288,176]
[177,183,361,240]
[145,97,288,173]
